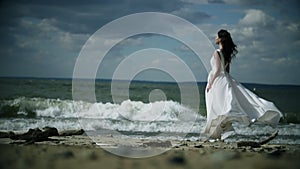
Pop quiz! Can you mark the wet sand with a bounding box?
[0,134,300,169]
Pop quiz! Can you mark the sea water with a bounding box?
[0,77,299,144]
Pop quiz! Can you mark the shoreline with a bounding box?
[1,131,300,169]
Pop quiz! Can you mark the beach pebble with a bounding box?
[143,141,172,147]
[253,147,264,152]
[179,142,188,147]
[213,144,221,149]
[246,146,252,150]
[194,144,203,148]
[228,145,236,149]
[168,155,186,165]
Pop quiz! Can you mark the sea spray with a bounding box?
[0,96,299,144]
[0,97,204,133]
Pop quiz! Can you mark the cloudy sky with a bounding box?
[0,0,299,85]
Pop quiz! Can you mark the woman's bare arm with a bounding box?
[207,50,222,92]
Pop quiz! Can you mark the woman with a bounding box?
[204,29,282,139]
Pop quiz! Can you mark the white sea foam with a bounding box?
[0,97,203,132]
[77,99,199,122]
[1,97,299,144]
[3,97,200,122]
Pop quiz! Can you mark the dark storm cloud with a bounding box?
[0,0,299,84]
[0,0,189,34]
[0,0,212,78]
[172,8,211,23]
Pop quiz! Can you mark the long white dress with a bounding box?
[204,49,283,139]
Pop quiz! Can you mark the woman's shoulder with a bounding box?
[213,50,220,57]
[214,49,221,54]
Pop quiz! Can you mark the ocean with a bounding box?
[0,77,299,144]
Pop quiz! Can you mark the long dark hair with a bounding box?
[217,29,238,65]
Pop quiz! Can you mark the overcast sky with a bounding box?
[0,0,299,85]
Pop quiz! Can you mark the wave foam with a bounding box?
[0,97,202,122]
[0,97,204,134]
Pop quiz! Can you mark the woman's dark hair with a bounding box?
[217,29,238,65]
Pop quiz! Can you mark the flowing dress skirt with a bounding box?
[204,56,282,139]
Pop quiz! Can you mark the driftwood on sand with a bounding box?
[0,127,85,143]
[237,130,279,148]
[58,129,85,136]
[1,127,279,147]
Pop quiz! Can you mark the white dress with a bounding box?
[204,49,283,139]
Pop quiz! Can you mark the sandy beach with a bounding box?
[0,130,299,169]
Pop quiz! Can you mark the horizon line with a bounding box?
[0,76,299,87]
